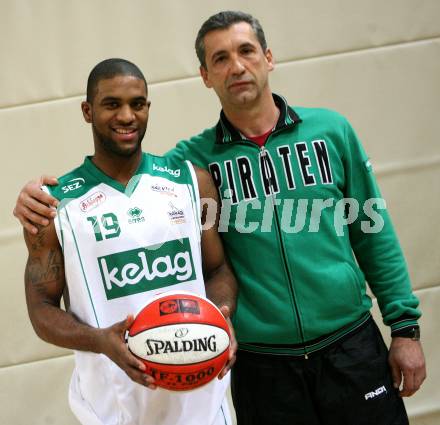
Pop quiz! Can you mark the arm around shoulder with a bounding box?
[194,165,237,314]
[195,166,238,377]
[14,175,59,234]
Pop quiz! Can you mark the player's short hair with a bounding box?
[86,58,147,102]
[195,11,267,69]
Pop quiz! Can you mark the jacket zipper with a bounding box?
[259,144,309,359]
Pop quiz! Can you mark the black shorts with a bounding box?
[231,318,408,425]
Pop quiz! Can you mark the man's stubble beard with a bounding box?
[93,123,146,158]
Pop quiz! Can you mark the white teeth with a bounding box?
[115,128,135,134]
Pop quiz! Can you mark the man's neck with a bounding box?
[92,149,142,186]
[222,91,279,137]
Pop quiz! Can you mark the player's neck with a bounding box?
[222,91,279,137]
[92,149,142,186]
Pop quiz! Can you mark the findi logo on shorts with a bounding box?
[98,238,195,299]
[364,385,387,400]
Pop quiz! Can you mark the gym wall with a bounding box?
[1,1,439,424]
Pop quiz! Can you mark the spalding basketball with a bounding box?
[127,290,230,391]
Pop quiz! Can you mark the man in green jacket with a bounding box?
[14,10,425,425]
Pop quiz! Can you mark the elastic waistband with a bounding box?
[237,313,372,357]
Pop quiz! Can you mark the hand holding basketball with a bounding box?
[98,315,157,389]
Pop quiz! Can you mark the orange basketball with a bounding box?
[127,291,230,391]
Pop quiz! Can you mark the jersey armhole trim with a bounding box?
[185,161,202,238]
[42,185,65,251]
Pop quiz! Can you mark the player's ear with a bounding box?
[199,66,212,88]
[265,48,274,72]
[81,101,92,123]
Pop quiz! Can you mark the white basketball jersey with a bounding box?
[48,153,231,425]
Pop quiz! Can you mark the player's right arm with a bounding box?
[13,175,59,234]
[24,222,156,389]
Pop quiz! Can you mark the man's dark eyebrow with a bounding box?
[100,96,147,103]
[132,96,147,102]
[211,49,227,61]
[211,42,257,60]
[100,96,120,104]
[239,42,257,50]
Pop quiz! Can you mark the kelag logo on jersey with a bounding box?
[98,238,195,299]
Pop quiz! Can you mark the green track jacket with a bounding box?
[166,94,420,355]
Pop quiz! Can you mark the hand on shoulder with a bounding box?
[13,175,59,234]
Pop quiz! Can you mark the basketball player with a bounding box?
[15,11,426,425]
[22,58,236,425]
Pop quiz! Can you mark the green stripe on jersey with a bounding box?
[66,209,100,327]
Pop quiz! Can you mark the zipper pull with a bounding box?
[304,353,309,360]
[259,145,275,195]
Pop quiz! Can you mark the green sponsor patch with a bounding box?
[98,238,195,299]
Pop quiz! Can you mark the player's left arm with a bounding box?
[194,165,238,377]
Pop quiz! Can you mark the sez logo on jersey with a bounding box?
[62,177,85,193]
[98,238,195,299]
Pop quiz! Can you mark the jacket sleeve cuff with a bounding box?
[389,316,419,336]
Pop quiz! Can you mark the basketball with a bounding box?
[127,291,231,391]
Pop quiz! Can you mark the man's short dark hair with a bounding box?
[195,11,267,69]
[86,58,147,102]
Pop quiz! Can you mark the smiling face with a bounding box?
[81,75,150,158]
[200,21,274,110]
